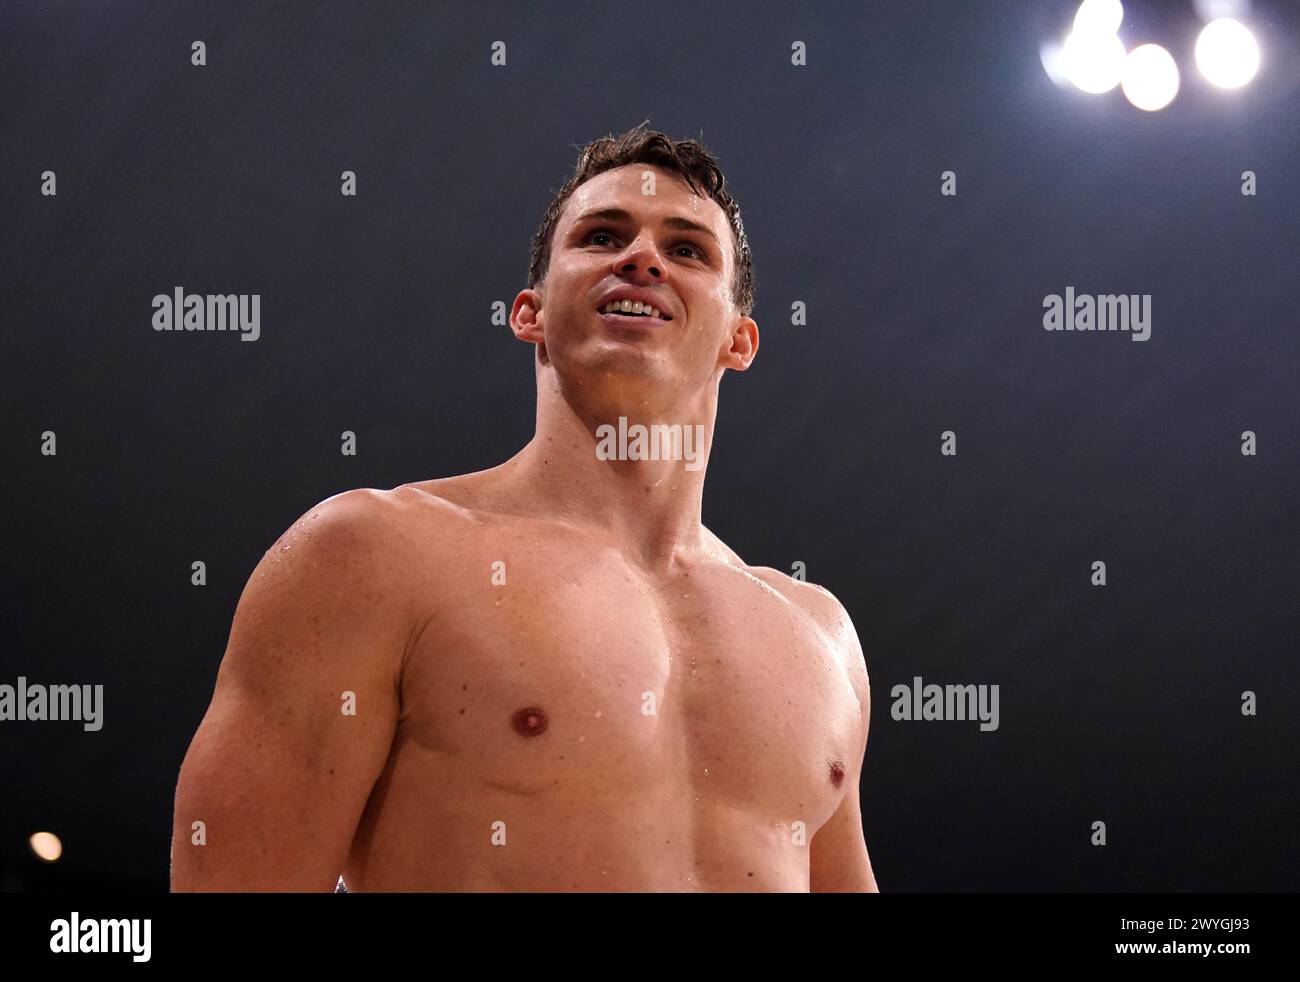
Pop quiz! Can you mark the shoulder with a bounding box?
[709,537,869,699]
[267,483,509,599]
[218,489,429,682]
[236,489,409,623]
[253,484,481,604]
[750,566,862,650]
[276,481,488,552]
[234,485,495,663]
[268,487,416,565]
[701,529,866,668]
[745,565,872,723]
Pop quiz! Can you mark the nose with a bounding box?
[613,231,663,281]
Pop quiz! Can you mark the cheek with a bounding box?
[688,282,733,325]
[541,267,599,328]
[674,320,731,372]
[538,298,586,340]
[682,300,730,346]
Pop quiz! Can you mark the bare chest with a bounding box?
[398,529,861,824]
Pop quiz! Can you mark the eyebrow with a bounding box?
[570,207,720,245]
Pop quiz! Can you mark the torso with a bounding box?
[342,478,866,891]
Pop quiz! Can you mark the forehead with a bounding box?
[558,164,731,249]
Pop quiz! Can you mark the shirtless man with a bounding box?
[170,124,879,892]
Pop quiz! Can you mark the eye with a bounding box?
[583,228,706,262]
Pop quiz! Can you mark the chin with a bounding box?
[555,348,670,392]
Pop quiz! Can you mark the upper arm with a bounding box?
[171,489,415,891]
[806,587,879,892]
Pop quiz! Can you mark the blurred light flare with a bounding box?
[1040,39,1071,87]
[1192,0,1251,23]
[1063,29,1128,93]
[1122,44,1180,110]
[1196,18,1261,88]
[1074,0,1125,37]
[1043,1,1261,106]
[30,831,63,862]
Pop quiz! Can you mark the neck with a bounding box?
[500,367,720,570]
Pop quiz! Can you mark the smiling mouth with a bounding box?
[597,300,672,322]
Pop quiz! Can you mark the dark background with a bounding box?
[2,0,1297,892]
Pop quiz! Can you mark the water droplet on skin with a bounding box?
[494,599,501,607]
[281,543,292,551]
[594,710,602,718]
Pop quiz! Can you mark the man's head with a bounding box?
[510,123,758,408]
[527,124,755,318]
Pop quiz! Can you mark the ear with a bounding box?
[719,315,759,371]
[510,288,545,346]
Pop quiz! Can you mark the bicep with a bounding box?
[171,491,409,892]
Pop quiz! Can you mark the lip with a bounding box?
[596,310,671,328]
[595,288,675,321]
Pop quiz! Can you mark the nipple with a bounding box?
[829,759,845,788]
[512,706,549,737]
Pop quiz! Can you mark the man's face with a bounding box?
[515,163,756,401]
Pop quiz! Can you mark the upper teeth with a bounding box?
[603,300,663,318]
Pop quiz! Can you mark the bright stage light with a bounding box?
[30,831,63,862]
[1040,39,1071,87]
[1074,0,1124,38]
[1192,0,1251,24]
[1196,18,1260,88]
[1122,44,1180,111]
[1064,30,1128,94]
